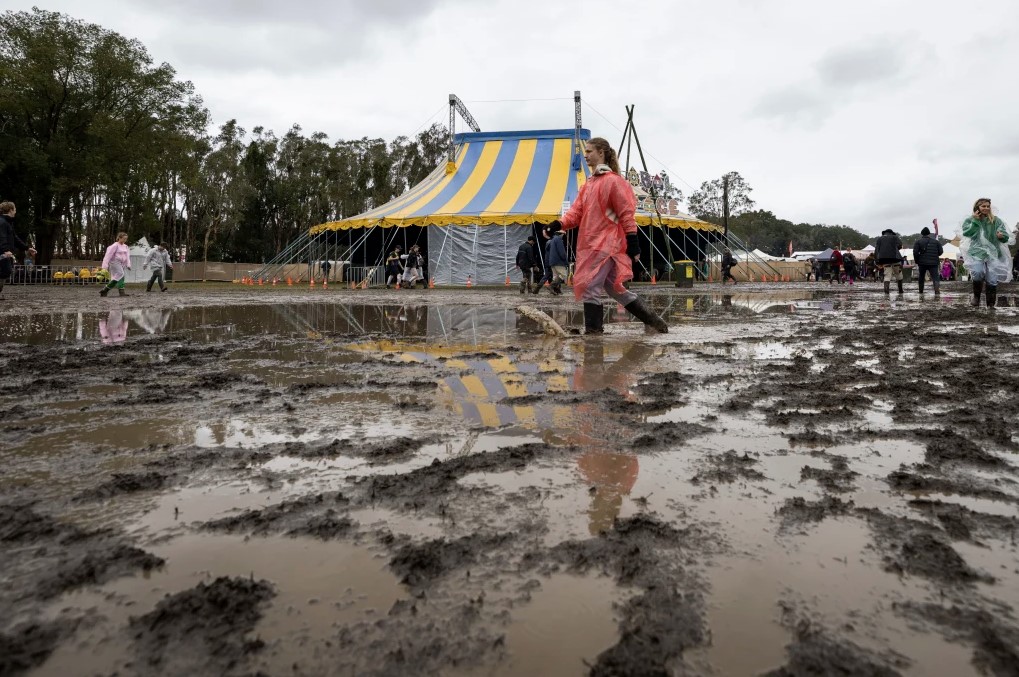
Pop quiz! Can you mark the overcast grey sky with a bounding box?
[23,0,1019,236]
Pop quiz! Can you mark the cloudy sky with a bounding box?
[24,0,1019,236]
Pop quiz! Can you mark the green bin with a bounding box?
[674,260,694,288]
[901,266,913,283]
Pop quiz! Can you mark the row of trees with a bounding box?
[2,9,889,265]
[686,172,873,255]
[0,8,446,264]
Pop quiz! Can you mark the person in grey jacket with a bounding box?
[875,229,904,295]
[912,227,943,295]
[143,243,173,292]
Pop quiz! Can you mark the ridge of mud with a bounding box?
[895,602,1019,677]
[39,545,165,599]
[886,469,1018,503]
[691,450,765,485]
[202,492,353,539]
[523,514,709,674]
[75,471,169,501]
[628,421,712,450]
[800,455,858,493]
[356,443,556,510]
[907,498,1019,542]
[129,576,275,674]
[0,619,81,676]
[778,495,856,529]
[284,434,438,463]
[856,508,994,584]
[0,503,89,544]
[762,620,906,676]
[915,429,1013,470]
[388,532,515,587]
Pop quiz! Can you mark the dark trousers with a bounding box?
[147,269,165,291]
[917,264,939,293]
[722,266,735,282]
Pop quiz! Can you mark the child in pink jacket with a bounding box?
[100,232,131,297]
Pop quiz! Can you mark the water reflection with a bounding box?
[98,310,128,344]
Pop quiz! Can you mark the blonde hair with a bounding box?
[587,137,620,174]
[116,231,129,241]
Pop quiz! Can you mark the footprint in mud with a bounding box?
[691,449,765,485]
[799,454,858,493]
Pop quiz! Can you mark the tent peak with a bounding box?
[453,128,591,144]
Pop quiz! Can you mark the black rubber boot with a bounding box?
[519,280,527,294]
[118,288,129,297]
[531,283,542,295]
[986,285,997,309]
[551,281,562,295]
[883,282,890,295]
[897,280,904,294]
[583,303,604,334]
[100,286,110,297]
[972,281,983,306]
[624,298,669,333]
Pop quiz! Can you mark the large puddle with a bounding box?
[4,289,1019,676]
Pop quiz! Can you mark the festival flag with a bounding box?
[933,218,939,237]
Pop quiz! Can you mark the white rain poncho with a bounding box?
[960,215,1014,284]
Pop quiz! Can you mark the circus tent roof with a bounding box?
[310,128,717,233]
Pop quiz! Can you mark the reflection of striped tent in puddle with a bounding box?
[345,340,573,429]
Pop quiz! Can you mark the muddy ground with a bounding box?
[1,280,1018,676]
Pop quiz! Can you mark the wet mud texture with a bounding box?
[3,285,1019,675]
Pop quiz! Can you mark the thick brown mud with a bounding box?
[1,281,1019,676]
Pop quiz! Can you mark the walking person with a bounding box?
[143,242,173,292]
[554,137,668,334]
[720,248,737,284]
[842,250,858,285]
[874,228,904,296]
[533,228,570,295]
[320,259,332,282]
[99,232,132,297]
[962,197,1012,307]
[0,202,36,298]
[516,235,537,294]
[385,248,404,288]
[829,248,843,284]
[913,227,943,296]
[402,245,423,289]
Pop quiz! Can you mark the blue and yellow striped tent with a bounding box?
[309,128,717,285]
[311,129,713,232]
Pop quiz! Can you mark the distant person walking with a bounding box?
[402,245,423,289]
[143,243,173,293]
[720,248,737,284]
[842,250,858,285]
[874,228,904,295]
[913,227,943,296]
[962,197,1012,307]
[385,248,404,288]
[320,259,332,281]
[0,201,36,298]
[100,232,132,297]
[554,137,668,334]
[829,248,843,285]
[533,228,569,295]
[516,235,537,294]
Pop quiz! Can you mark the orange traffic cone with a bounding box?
[428,277,435,289]
[651,274,657,285]
[466,275,473,288]
[286,276,293,286]
[505,275,511,286]
[360,278,368,289]
[271,278,277,286]
[322,278,328,289]
[258,277,263,286]
[309,278,315,288]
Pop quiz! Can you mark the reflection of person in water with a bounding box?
[572,340,654,534]
[99,309,128,344]
[125,308,170,334]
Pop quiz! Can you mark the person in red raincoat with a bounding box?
[554,137,668,334]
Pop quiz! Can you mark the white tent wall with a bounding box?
[428,224,532,286]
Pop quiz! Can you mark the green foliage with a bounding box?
[0,8,449,263]
[688,171,755,220]
[718,210,872,256]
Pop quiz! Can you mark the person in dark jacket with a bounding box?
[516,236,537,294]
[720,248,737,284]
[842,251,858,285]
[913,227,944,295]
[875,228,904,295]
[533,228,570,295]
[829,248,843,284]
[0,202,37,297]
